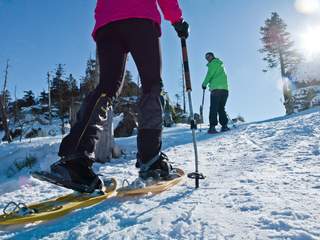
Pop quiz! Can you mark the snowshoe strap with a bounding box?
[139,153,160,173]
[82,176,103,193]
[61,153,94,164]
[3,201,36,216]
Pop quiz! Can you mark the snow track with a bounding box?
[0,108,319,239]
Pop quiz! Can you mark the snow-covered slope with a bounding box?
[292,85,320,112]
[0,108,319,239]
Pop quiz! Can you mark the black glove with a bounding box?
[173,20,189,39]
[202,85,206,90]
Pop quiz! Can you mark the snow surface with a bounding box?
[0,108,319,239]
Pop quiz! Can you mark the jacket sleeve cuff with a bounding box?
[171,18,183,25]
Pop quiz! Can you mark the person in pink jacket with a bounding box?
[40,0,189,192]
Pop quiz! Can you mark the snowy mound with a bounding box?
[292,85,320,112]
[0,108,319,239]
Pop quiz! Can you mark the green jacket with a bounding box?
[202,58,228,91]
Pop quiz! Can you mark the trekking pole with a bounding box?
[199,89,205,132]
[180,38,205,189]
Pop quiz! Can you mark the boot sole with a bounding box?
[32,171,101,193]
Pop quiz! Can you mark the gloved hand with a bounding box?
[202,85,206,90]
[172,20,189,39]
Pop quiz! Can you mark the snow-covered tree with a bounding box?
[259,12,302,114]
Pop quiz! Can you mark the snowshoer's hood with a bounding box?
[207,58,223,67]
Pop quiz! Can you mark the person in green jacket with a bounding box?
[202,52,230,134]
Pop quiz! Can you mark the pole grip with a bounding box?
[181,38,192,91]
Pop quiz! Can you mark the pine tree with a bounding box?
[80,58,97,98]
[67,74,80,122]
[51,64,70,134]
[11,98,23,125]
[39,90,49,105]
[120,70,140,97]
[125,70,133,82]
[51,64,65,104]
[67,74,79,102]
[259,12,302,114]
[22,90,36,107]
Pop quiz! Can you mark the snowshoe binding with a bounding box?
[138,152,175,181]
[32,155,104,193]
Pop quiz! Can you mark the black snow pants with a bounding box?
[209,89,229,128]
[58,19,163,165]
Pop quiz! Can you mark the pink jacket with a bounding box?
[92,0,183,40]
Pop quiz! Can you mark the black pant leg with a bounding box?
[209,91,220,128]
[58,23,127,158]
[122,19,163,163]
[218,90,229,127]
[96,23,128,98]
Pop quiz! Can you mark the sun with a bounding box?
[301,25,320,57]
[295,0,320,14]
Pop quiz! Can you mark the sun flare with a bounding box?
[301,26,320,57]
[295,0,320,14]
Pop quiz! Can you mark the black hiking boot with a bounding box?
[33,155,103,193]
[221,125,230,132]
[139,152,173,180]
[207,126,218,134]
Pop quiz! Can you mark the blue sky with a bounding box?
[0,0,319,122]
